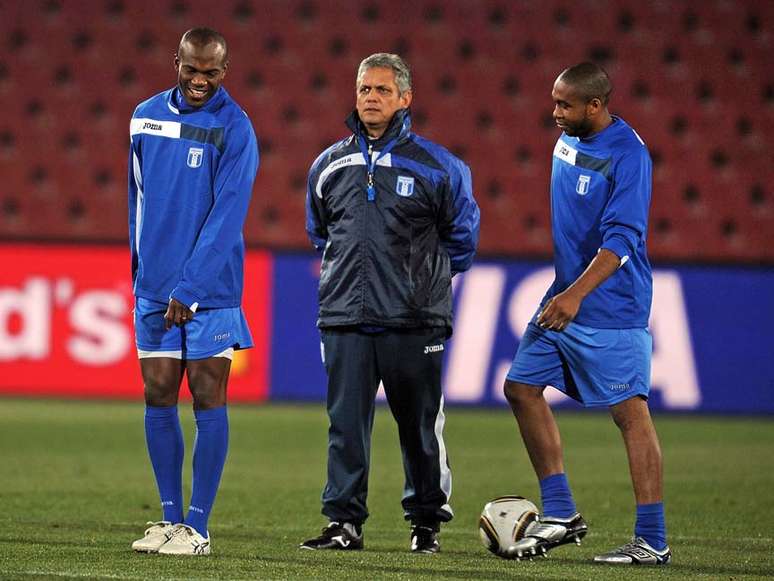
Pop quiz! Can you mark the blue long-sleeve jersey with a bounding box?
[545,116,653,328]
[128,86,258,309]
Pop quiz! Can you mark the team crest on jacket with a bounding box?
[576,174,591,195]
[396,176,415,197]
[187,147,204,168]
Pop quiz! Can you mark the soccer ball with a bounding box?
[478,496,539,557]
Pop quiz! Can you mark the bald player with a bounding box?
[128,27,258,556]
[503,62,670,566]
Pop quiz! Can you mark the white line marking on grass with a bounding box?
[13,572,143,580]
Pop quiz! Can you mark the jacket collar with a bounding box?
[345,108,412,145]
[168,86,227,115]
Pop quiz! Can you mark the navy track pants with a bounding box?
[319,327,453,526]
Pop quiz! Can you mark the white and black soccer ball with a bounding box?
[478,495,539,557]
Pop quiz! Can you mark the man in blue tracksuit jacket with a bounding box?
[301,53,480,554]
[127,28,258,556]
[503,62,671,566]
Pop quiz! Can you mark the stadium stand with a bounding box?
[0,0,771,262]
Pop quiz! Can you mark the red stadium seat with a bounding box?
[0,0,771,263]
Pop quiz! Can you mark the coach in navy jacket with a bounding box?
[306,89,478,332]
[302,53,479,554]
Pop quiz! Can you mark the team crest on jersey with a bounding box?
[576,174,591,195]
[396,176,415,197]
[187,147,204,168]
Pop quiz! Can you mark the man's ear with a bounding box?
[587,97,603,116]
[400,89,413,109]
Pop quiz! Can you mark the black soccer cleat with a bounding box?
[505,513,588,560]
[299,521,363,551]
[410,525,440,554]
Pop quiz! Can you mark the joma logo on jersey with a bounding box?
[187,147,204,168]
[576,174,591,195]
[143,121,162,131]
[214,332,231,342]
[610,383,631,391]
[396,176,415,197]
[424,344,444,354]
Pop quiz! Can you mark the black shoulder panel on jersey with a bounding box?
[575,152,612,179]
[181,124,225,153]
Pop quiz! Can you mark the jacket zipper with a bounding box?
[366,143,375,201]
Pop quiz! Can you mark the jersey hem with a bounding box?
[134,290,241,310]
[135,341,253,360]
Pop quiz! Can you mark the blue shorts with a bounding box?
[506,321,652,408]
[134,297,253,360]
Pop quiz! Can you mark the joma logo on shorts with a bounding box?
[424,344,444,354]
[214,332,231,342]
[610,383,631,391]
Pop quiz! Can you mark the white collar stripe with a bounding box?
[553,140,578,165]
[315,152,392,198]
[130,118,182,139]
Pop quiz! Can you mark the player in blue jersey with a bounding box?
[128,28,258,556]
[503,63,671,565]
[301,53,479,554]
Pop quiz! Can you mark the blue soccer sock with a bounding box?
[635,502,667,550]
[144,405,185,523]
[184,406,229,537]
[539,473,577,518]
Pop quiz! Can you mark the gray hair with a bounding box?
[356,53,412,94]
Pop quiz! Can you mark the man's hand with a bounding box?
[537,289,582,332]
[537,249,622,332]
[165,298,195,330]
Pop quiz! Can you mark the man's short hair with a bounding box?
[357,53,412,94]
[179,27,229,63]
[558,62,612,105]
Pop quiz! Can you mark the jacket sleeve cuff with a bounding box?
[169,285,201,310]
[600,235,632,267]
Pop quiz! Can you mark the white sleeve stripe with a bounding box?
[132,151,144,254]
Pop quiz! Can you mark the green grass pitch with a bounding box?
[1,399,772,579]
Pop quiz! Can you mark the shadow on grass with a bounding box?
[566,556,774,578]
[250,554,572,580]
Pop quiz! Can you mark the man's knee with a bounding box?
[503,380,543,409]
[610,395,651,432]
[141,359,182,406]
[187,358,231,409]
[143,374,180,406]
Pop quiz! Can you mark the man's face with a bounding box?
[175,41,228,107]
[356,66,412,138]
[551,79,594,138]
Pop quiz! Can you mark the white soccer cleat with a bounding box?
[504,513,588,560]
[131,521,174,553]
[594,537,671,565]
[157,523,211,555]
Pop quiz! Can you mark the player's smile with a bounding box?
[186,84,211,103]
